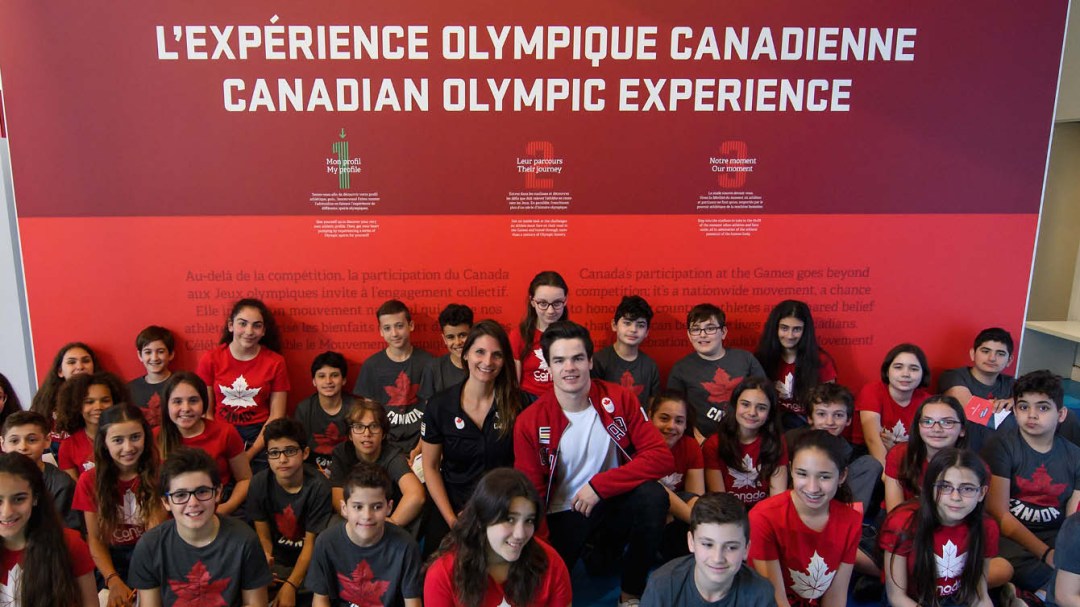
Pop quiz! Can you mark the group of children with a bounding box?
[0,269,1077,606]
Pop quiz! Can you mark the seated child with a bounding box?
[329,399,425,531]
[352,300,433,460]
[591,295,661,408]
[29,341,98,455]
[649,391,705,560]
[294,351,353,479]
[749,430,862,607]
[641,492,776,606]
[307,462,422,607]
[784,383,882,514]
[1049,511,1080,607]
[248,418,333,607]
[56,371,128,479]
[755,300,837,429]
[856,344,932,466]
[418,303,473,401]
[129,447,272,606]
[668,304,766,440]
[127,325,176,428]
[983,370,1080,596]
[1,410,79,528]
[0,452,97,607]
[880,448,999,607]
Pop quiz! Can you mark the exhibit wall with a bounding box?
[0,1,1067,401]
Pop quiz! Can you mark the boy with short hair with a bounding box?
[1,410,79,528]
[668,304,766,439]
[352,300,433,458]
[130,447,272,607]
[294,351,354,478]
[248,418,332,607]
[641,492,776,606]
[784,383,882,513]
[418,303,473,402]
[591,295,661,408]
[307,462,422,607]
[983,370,1080,596]
[127,325,176,427]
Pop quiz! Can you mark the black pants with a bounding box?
[546,481,668,597]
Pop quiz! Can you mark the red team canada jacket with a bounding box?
[514,380,675,508]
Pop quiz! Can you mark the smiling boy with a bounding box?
[641,493,776,606]
[127,326,176,428]
[418,304,473,402]
[592,295,661,408]
[130,447,271,607]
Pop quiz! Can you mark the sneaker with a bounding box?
[617,599,640,607]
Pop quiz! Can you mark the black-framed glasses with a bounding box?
[688,325,722,336]
[165,486,218,505]
[349,423,382,435]
[267,446,302,459]
[933,482,982,498]
[532,298,566,311]
[919,418,960,430]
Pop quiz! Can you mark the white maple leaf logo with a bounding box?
[889,419,909,443]
[120,488,141,525]
[730,453,759,489]
[496,599,511,607]
[659,471,684,491]
[935,540,966,580]
[219,375,261,408]
[789,551,836,599]
[533,349,549,371]
[0,564,21,607]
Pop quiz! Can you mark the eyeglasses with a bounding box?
[532,299,566,311]
[688,325,722,336]
[933,482,982,498]
[165,486,218,505]
[349,423,382,435]
[919,418,960,430]
[267,446,302,459]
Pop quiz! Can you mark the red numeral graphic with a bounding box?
[524,140,555,190]
[717,140,748,189]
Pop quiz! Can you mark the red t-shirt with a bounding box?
[879,502,1000,601]
[702,433,788,509]
[153,419,245,485]
[660,434,704,493]
[775,353,838,416]
[196,344,290,426]
[749,492,861,607]
[0,527,95,592]
[510,328,552,397]
[72,470,147,546]
[423,538,572,607]
[57,429,95,476]
[884,442,921,504]
[852,382,930,446]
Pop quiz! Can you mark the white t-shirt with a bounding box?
[548,406,619,513]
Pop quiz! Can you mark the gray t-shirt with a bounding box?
[306,521,421,606]
[418,354,466,402]
[983,430,1080,532]
[592,345,661,408]
[129,516,272,607]
[667,349,766,436]
[247,465,332,567]
[294,394,353,478]
[641,556,777,607]
[352,349,434,452]
[1048,511,1080,607]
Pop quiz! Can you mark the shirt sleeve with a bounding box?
[819,353,838,383]
[701,434,722,470]
[195,350,215,388]
[421,555,456,607]
[984,516,1000,557]
[418,364,436,403]
[64,530,95,577]
[307,478,333,533]
[400,535,423,599]
[224,424,246,459]
[841,507,860,564]
[70,471,97,513]
[129,530,162,590]
[879,505,915,555]
[246,472,269,522]
[305,534,331,595]
[1056,514,1080,574]
[57,437,75,471]
[420,396,446,445]
[240,526,274,590]
[980,434,1012,478]
[937,368,965,392]
[855,382,883,415]
[546,543,573,605]
[684,437,704,469]
[329,444,349,488]
[748,353,766,378]
[884,444,904,480]
[748,505,780,562]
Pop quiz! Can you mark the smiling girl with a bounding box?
[512,271,569,400]
[703,377,788,509]
[31,342,99,454]
[648,391,705,560]
[885,396,968,512]
[755,300,837,428]
[73,405,164,607]
[56,372,127,480]
[196,298,290,471]
[880,448,998,607]
[749,430,862,607]
[856,344,933,466]
[424,468,572,607]
[156,372,251,516]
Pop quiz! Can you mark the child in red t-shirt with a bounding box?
[755,300,837,427]
[649,391,705,560]
[0,452,97,606]
[856,344,932,466]
[703,377,788,509]
[56,372,128,480]
[880,448,999,607]
[749,429,862,606]
[511,271,569,399]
